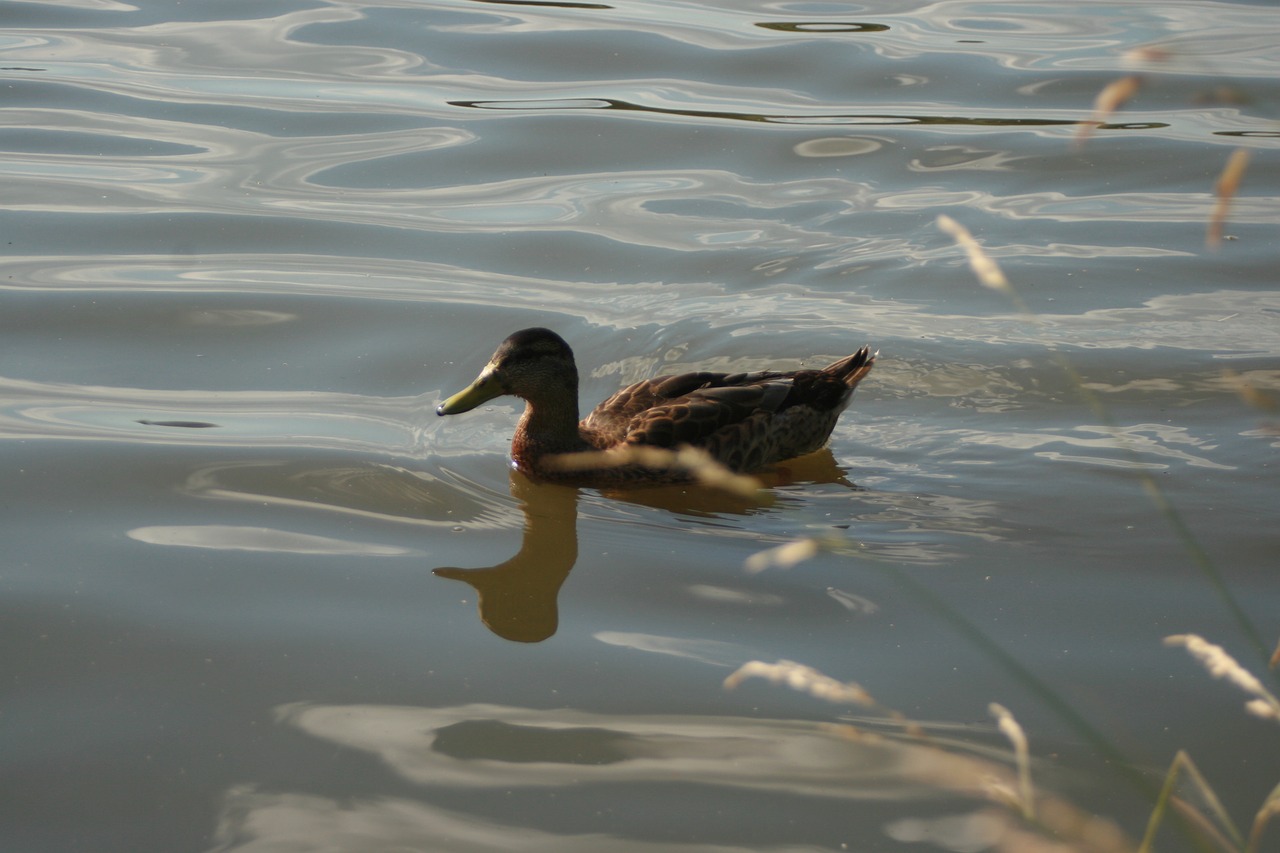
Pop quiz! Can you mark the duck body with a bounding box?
[437,328,875,485]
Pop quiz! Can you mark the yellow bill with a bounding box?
[437,366,504,415]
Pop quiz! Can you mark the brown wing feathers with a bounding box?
[623,380,790,449]
[582,345,875,455]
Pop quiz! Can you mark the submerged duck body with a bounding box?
[437,328,875,485]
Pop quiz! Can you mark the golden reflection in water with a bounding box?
[433,453,851,643]
[434,475,580,644]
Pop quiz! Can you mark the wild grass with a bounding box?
[724,659,1134,852]
[730,68,1277,847]
[1136,635,1280,853]
[1208,150,1252,250]
[1074,74,1142,147]
[1163,635,1280,724]
[725,646,1279,852]
[988,702,1035,823]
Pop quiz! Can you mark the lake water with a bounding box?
[2,1,1278,851]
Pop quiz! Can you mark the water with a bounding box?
[2,1,1278,851]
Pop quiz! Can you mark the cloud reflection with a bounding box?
[960,423,1235,471]
[268,701,977,797]
[594,631,754,666]
[127,524,418,555]
[209,786,808,853]
[201,699,1063,852]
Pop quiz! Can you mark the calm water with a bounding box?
[2,0,1278,851]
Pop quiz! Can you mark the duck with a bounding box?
[436,327,875,485]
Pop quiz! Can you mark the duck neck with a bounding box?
[515,386,587,457]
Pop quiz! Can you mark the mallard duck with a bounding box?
[437,328,875,485]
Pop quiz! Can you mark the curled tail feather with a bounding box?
[824,346,876,390]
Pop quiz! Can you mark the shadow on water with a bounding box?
[433,451,855,643]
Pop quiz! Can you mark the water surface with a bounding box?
[2,0,1279,851]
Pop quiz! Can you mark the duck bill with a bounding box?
[437,368,504,415]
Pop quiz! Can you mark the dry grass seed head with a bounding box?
[1075,75,1143,147]
[745,538,820,574]
[723,659,877,708]
[1222,369,1280,413]
[1207,148,1251,249]
[546,445,768,501]
[936,215,1010,293]
[1165,634,1280,721]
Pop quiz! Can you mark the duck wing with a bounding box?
[580,370,789,446]
[574,347,874,475]
[624,377,797,450]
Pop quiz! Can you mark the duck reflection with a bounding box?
[434,474,579,644]
[433,450,852,643]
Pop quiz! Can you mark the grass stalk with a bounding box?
[990,702,1036,821]
[1138,751,1244,853]
[1246,783,1280,853]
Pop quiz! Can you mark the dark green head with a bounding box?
[436,328,579,416]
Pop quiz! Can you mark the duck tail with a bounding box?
[823,345,876,390]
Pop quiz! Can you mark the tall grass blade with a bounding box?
[1138,750,1243,853]
[990,703,1035,821]
[1246,782,1280,853]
